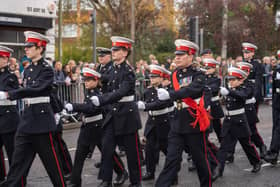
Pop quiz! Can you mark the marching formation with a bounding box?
[0,30,279,187]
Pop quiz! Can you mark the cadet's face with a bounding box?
[24,46,42,60]
[84,79,98,89]
[205,67,216,75]
[229,78,242,88]
[111,49,127,62]
[0,56,8,68]
[174,53,193,68]
[243,52,254,60]
[98,54,111,65]
[150,76,162,86]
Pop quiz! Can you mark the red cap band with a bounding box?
[112,42,132,49]
[26,38,47,47]
[229,72,243,79]
[243,47,255,52]
[83,72,99,80]
[0,51,10,58]
[176,46,196,55]
[205,63,216,68]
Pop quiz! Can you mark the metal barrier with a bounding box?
[57,82,85,105]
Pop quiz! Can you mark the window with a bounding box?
[62,24,77,38]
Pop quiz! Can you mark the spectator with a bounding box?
[149,54,158,64]
[63,64,72,85]
[54,61,65,83]
[164,56,172,70]
[235,56,243,63]
[9,57,18,72]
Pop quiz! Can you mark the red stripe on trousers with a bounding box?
[135,133,142,181]
[113,155,124,171]
[203,132,212,187]
[248,136,260,160]
[49,133,65,187]
[57,134,72,173]
[0,149,6,176]
[21,176,24,187]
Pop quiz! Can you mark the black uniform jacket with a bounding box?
[143,85,171,138]
[72,88,103,145]
[221,85,251,138]
[8,58,56,134]
[272,66,280,110]
[0,66,20,133]
[243,79,259,124]
[98,61,142,135]
[168,65,206,134]
[205,74,224,119]
[246,58,264,101]
[97,61,114,94]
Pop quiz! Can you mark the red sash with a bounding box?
[172,71,210,132]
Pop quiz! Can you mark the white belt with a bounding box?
[84,114,103,123]
[211,96,220,102]
[0,100,16,106]
[276,88,280,93]
[245,97,256,104]
[249,79,255,83]
[168,106,175,112]
[24,96,50,105]
[225,108,245,116]
[174,98,201,109]
[149,107,170,116]
[118,95,134,102]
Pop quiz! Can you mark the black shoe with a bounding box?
[211,166,222,182]
[142,172,154,181]
[260,145,267,159]
[98,181,112,187]
[67,181,81,187]
[64,173,71,181]
[86,152,93,159]
[251,161,262,173]
[225,154,234,164]
[128,183,142,187]
[264,152,278,165]
[188,160,196,171]
[118,150,126,157]
[95,162,101,168]
[113,170,128,186]
[0,180,7,187]
[171,176,178,186]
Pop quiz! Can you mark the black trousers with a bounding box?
[145,128,168,174]
[53,131,73,175]
[0,139,6,181]
[99,122,141,184]
[71,126,125,185]
[6,132,66,187]
[217,132,260,172]
[155,131,212,187]
[269,107,280,153]
[212,119,222,142]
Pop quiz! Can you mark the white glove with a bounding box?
[0,92,7,100]
[65,103,73,112]
[276,72,280,80]
[137,101,146,110]
[220,87,229,96]
[251,97,256,103]
[54,113,61,125]
[157,88,170,100]
[90,96,100,106]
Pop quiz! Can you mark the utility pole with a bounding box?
[58,0,62,62]
[221,0,228,59]
[130,0,135,64]
[195,16,199,46]
[92,9,97,63]
[200,28,204,54]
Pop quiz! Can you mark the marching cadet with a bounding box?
[202,58,224,142]
[0,31,66,186]
[0,46,20,181]
[212,67,261,179]
[50,83,73,178]
[95,47,129,186]
[242,42,264,113]
[155,39,212,187]
[137,64,172,181]
[237,62,267,158]
[264,50,280,164]
[63,67,104,186]
[90,36,142,187]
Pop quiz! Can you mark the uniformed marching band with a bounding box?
[0,30,279,187]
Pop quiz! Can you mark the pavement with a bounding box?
[7,104,280,187]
